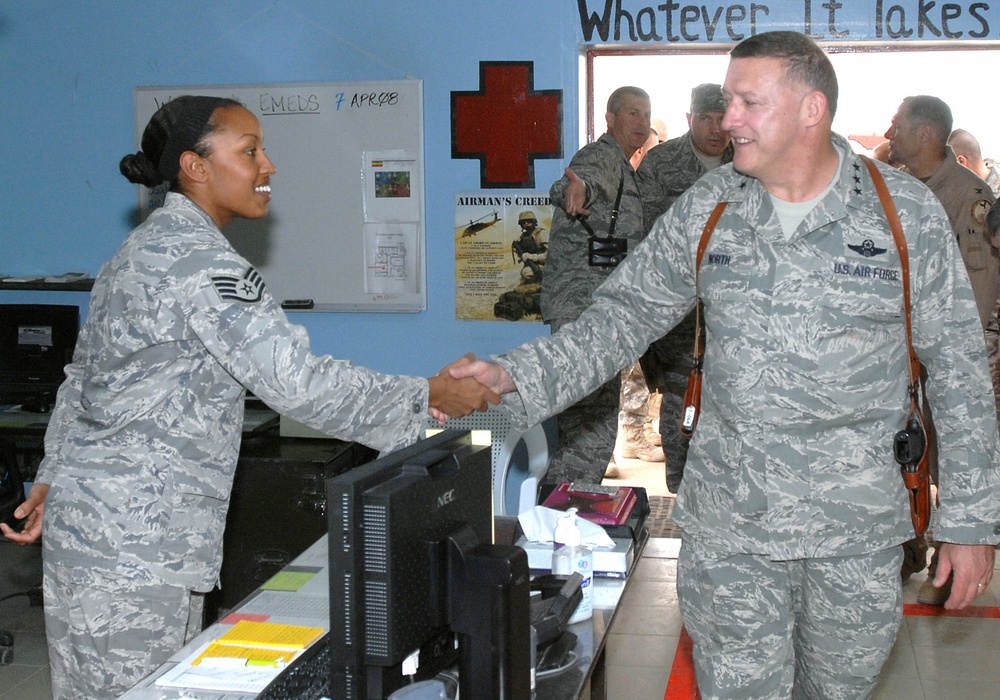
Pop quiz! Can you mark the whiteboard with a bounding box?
[134,81,425,312]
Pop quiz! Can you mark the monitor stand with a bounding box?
[450,544,532,700]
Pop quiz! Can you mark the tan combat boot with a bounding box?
[645,391,662,446]
[620,424,665,462]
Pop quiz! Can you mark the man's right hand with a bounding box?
[448,359,516,396]
[1,482,47,545]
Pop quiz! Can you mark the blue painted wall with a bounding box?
[2,1,996,377]
[0,1,581,377]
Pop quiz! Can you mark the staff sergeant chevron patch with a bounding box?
[211,266,265,303]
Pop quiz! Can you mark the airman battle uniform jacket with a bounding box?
[36,193,429,590]
[637,130,734,232]
[540,133,646,323]
[495,134,1000,559]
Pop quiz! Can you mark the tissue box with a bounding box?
[515,535,634,576]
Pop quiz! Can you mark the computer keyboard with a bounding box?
[255,631,330,699]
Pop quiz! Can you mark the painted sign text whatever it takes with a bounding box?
[577,0,994,43]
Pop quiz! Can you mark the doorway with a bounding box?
[587,45,1000,158]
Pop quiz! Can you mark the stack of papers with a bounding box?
[154,620,324,693]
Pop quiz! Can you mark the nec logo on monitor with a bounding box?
[436,489,457,509]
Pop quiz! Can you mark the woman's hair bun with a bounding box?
[119,151,164,187]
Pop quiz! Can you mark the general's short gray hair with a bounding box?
[730,31,838,118]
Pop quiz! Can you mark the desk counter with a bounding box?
[120,527,648,700]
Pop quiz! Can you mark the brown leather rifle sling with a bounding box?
[861,155,932,537]
[679,157,931,536]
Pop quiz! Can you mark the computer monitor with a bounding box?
[0,304,80,406]
[326,429,531,700]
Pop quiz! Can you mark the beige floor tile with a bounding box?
[606,631,679,668]
[910,643,1000,682]
[606,663,671,700]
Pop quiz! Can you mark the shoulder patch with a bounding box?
[972,199,991,227]
[211,266,265,303]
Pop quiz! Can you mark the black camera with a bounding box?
[893,415,926,470]
[588,236,627,267]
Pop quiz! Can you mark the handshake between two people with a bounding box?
[426,353,517,424]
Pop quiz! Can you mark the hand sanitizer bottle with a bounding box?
[551,508,593,623]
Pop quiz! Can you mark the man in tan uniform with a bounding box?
[887,98,998,330]
[886,95,1000,602]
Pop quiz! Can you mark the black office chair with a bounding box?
[0,439,40,665]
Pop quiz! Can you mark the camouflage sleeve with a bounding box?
[551,137,625,211]
[548,171,574,211]
[33,327,91,485]
[906,180,1000,544]
[168,250,428,454]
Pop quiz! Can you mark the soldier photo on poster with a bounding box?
[454,194,553,321]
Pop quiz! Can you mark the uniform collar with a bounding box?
[923,146,968,190]
[720,133,883,239]
[597,132,636,165]
[164,191,223,232]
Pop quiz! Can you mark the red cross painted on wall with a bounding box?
[451,61,562,189]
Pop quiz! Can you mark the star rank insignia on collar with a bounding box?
[212,266,265,303]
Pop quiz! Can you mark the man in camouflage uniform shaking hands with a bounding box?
[452,32,1000,699]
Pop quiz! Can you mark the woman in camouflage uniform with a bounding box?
[1,96,495,699]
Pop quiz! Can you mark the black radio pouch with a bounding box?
[579,175,627,268]
[588,236,628,267]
